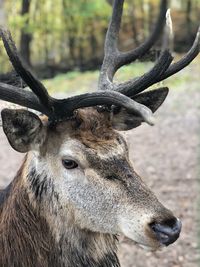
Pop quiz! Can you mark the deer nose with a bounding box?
[150,218,182,246]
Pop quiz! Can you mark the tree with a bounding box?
[20,0,32,66]
[186,0,193,44]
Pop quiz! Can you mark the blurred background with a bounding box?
[0,0,200,78]
[0,0,200,267]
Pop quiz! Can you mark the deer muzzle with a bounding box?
[149,217,182,246]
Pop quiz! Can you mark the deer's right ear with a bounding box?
[1,109,46,153]
[112,87,169,130]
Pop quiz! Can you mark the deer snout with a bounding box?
[149,218,182,246]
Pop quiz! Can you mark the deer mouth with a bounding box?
[119,215,182,251]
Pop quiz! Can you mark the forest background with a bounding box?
[0,0,199,79]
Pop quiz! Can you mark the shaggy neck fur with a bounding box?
[0,158,120,267]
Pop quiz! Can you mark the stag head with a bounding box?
[0,0,199,252]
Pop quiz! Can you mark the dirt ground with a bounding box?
[0,64,200,267]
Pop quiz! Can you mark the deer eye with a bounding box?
[62,159,78,169]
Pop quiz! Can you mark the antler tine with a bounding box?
[99,1,199,98]
[0,29,53,113]
[117,0,168,67]
[156,25,200,82]
[115,50,173,96]
[104,0,123,55]
[116,12,200,97]
[98,0,168,91]
[115,8,174,96]
[98,0,124,90]
[118,19,200,94]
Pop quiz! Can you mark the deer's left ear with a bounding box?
[1,109,46,153]
[112,87,169,131]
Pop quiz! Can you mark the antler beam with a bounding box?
[0,82,48,114]
[0,82,154,124]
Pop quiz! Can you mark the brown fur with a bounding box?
[0,110,121,266]
[0,162,119,267]
[56,108,118,150]
[0,163,52,267]
[0,107,179,267]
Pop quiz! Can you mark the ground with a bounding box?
[0,60,199,267]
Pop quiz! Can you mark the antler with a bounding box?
[0,0,199,125]
[0,29,154,124]
[98,0,168,90]
[98,0,200,98]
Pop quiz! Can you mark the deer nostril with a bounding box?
[149,218,182,246]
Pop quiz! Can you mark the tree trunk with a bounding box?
[106,0,113,6]
[139,0,146,40]
[78,37,84,70]
[130,7,139,46]
[148,2,153,34]
[68,16,76,66]
[186,0,193,45]
[20,0,32,66]
[90,21,98,67]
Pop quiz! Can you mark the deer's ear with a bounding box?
[112,87,169,131]
[1,109,46,153]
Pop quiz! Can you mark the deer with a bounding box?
[0,0,199,266]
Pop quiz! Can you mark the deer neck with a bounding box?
[0,156,120,267]
[55,228,120,267]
